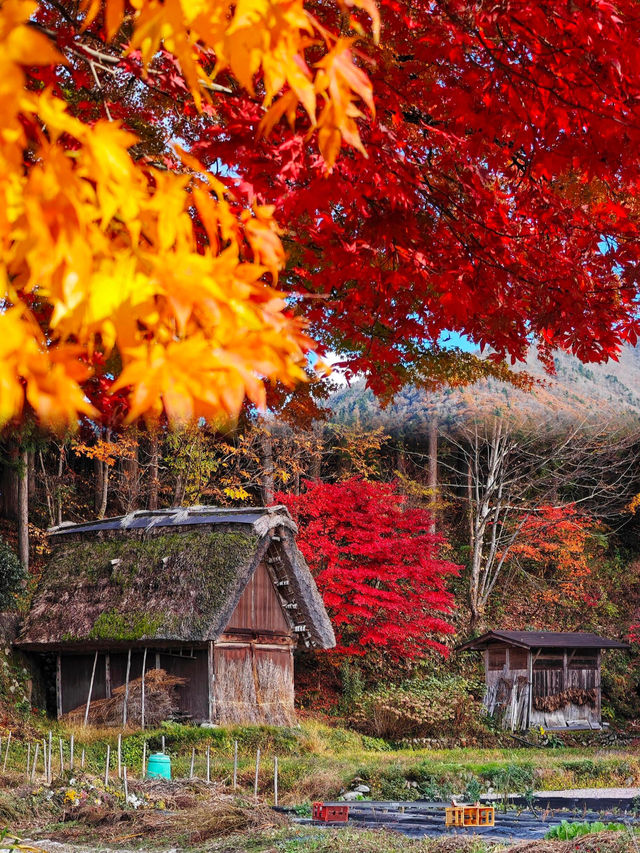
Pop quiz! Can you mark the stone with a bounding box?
[353,784,370,793]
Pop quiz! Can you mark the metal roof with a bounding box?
[48,506,289,537]
[457,630,629,651]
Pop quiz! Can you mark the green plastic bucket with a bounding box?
[147,752,171,780]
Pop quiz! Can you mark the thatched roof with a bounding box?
[16,506,335,652]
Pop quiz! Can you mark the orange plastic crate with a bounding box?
[312,802,350,822]
[445,803,494,827]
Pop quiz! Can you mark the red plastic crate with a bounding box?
[312,802,349,822]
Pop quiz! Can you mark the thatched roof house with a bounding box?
[16,506,335,726]
[459,630,629,731]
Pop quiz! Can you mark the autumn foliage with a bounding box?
[278,479,458,658]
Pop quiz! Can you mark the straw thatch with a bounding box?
[63,668,186,726]
[16,506,335,650]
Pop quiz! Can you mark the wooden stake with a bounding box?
[48,731,53,784]
[189,748,195,779]
[30,743,39,784]
[42,739,47,785]
[56,654,62,719]
[69,734,74,771]
[233,740,238,790]
[122,648,131,728]
[81,748,85,769]
[26,743,31,779]
[142,741,146,779]
[2,731,11,772]
[254,748,260,801]
[161,735,165,754]
[274,756,278,807]
[84,650,98,727]
[123,766,128,803]
[117,733,122,779]
[141,647,147,730]
[59,737,64,776]
[206,746,210,783]
[104,744,110,788]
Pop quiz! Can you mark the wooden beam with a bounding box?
[596,649,602,724]
[563,649,568,692]
[207,641,215,723]
[527,650,533,729]
[105,653,111,699]
[56,654,62,719]
[84,650,98,727]
[122,648,131,728]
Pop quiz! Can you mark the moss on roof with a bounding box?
[18,530,261,647]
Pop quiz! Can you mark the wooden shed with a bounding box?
[458,630,629,731]
[15,506,335,726]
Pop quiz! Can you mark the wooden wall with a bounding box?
[482,644,601,730]
[225,561,290,634]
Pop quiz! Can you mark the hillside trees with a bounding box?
[6,2,640,431]
[443,416,640,629]
[278,478,458,658]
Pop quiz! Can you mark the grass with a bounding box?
[0,719,638,806]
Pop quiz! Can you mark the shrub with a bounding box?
[350,676,482,741]
[0,539,23,610]
[545,821,626,840]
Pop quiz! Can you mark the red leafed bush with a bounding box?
[277,479,458,658]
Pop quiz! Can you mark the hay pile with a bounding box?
[64,668,187,727]
[533,687,597,712]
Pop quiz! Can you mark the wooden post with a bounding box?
[254,748,260,801]
[123,767,128,804]
[104,745,110,787]
[69,735,74,771]
[117,733,122,779]
[59,737,64,776]
[161,735,165,754]
[30,743,39,784]
[42,739,47,785]
[189,748,195,779]
[274,756,278,806]
[206,746,210,783]
[596,649,602,725]
[207,641,214,723]
[233,740,238,790]
[56,655,62,719]
[563,649,568,693]
[141,647,148,729]
[84,650,99,727]
[527,650,533,729]
[105,653,111,699]
[122,648,132,728]
[155,652,160,671]
[2,731,11,772]
[81,749,85,770]
[26,743,31,779]
[142,741,146,779]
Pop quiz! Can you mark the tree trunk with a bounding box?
[17,448,28,571]
[428,418,438,535]
[1,442,19,520]
[148,430,159,510]
[56,444,65,526]
[260,429,274,505]
[28,450,36,497]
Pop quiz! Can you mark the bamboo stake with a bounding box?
[48,730,52,784]
[141,647,147,730]
[104,745,110,788]
[122,648,131,728]
[161,735,165,754]
[142,741,146,779]
[123,766,128,804]
[2,731,11,772]
[117,733,122,779]
[59,737,64,776]
[70,734,74,771]
[254,748,260,801]
[26,743,31,779]
[274,756,278,807]
[233,740,238,790]
[189,748,195,780]
[81,748,85,769]
[84,650,99,727]
[206,746,210,783]
[30,743,39,784]
[41,739,47,785]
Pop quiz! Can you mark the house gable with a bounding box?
[224,560,291,634]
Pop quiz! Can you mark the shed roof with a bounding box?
[457,630,629,651]
[16,506,335,652]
